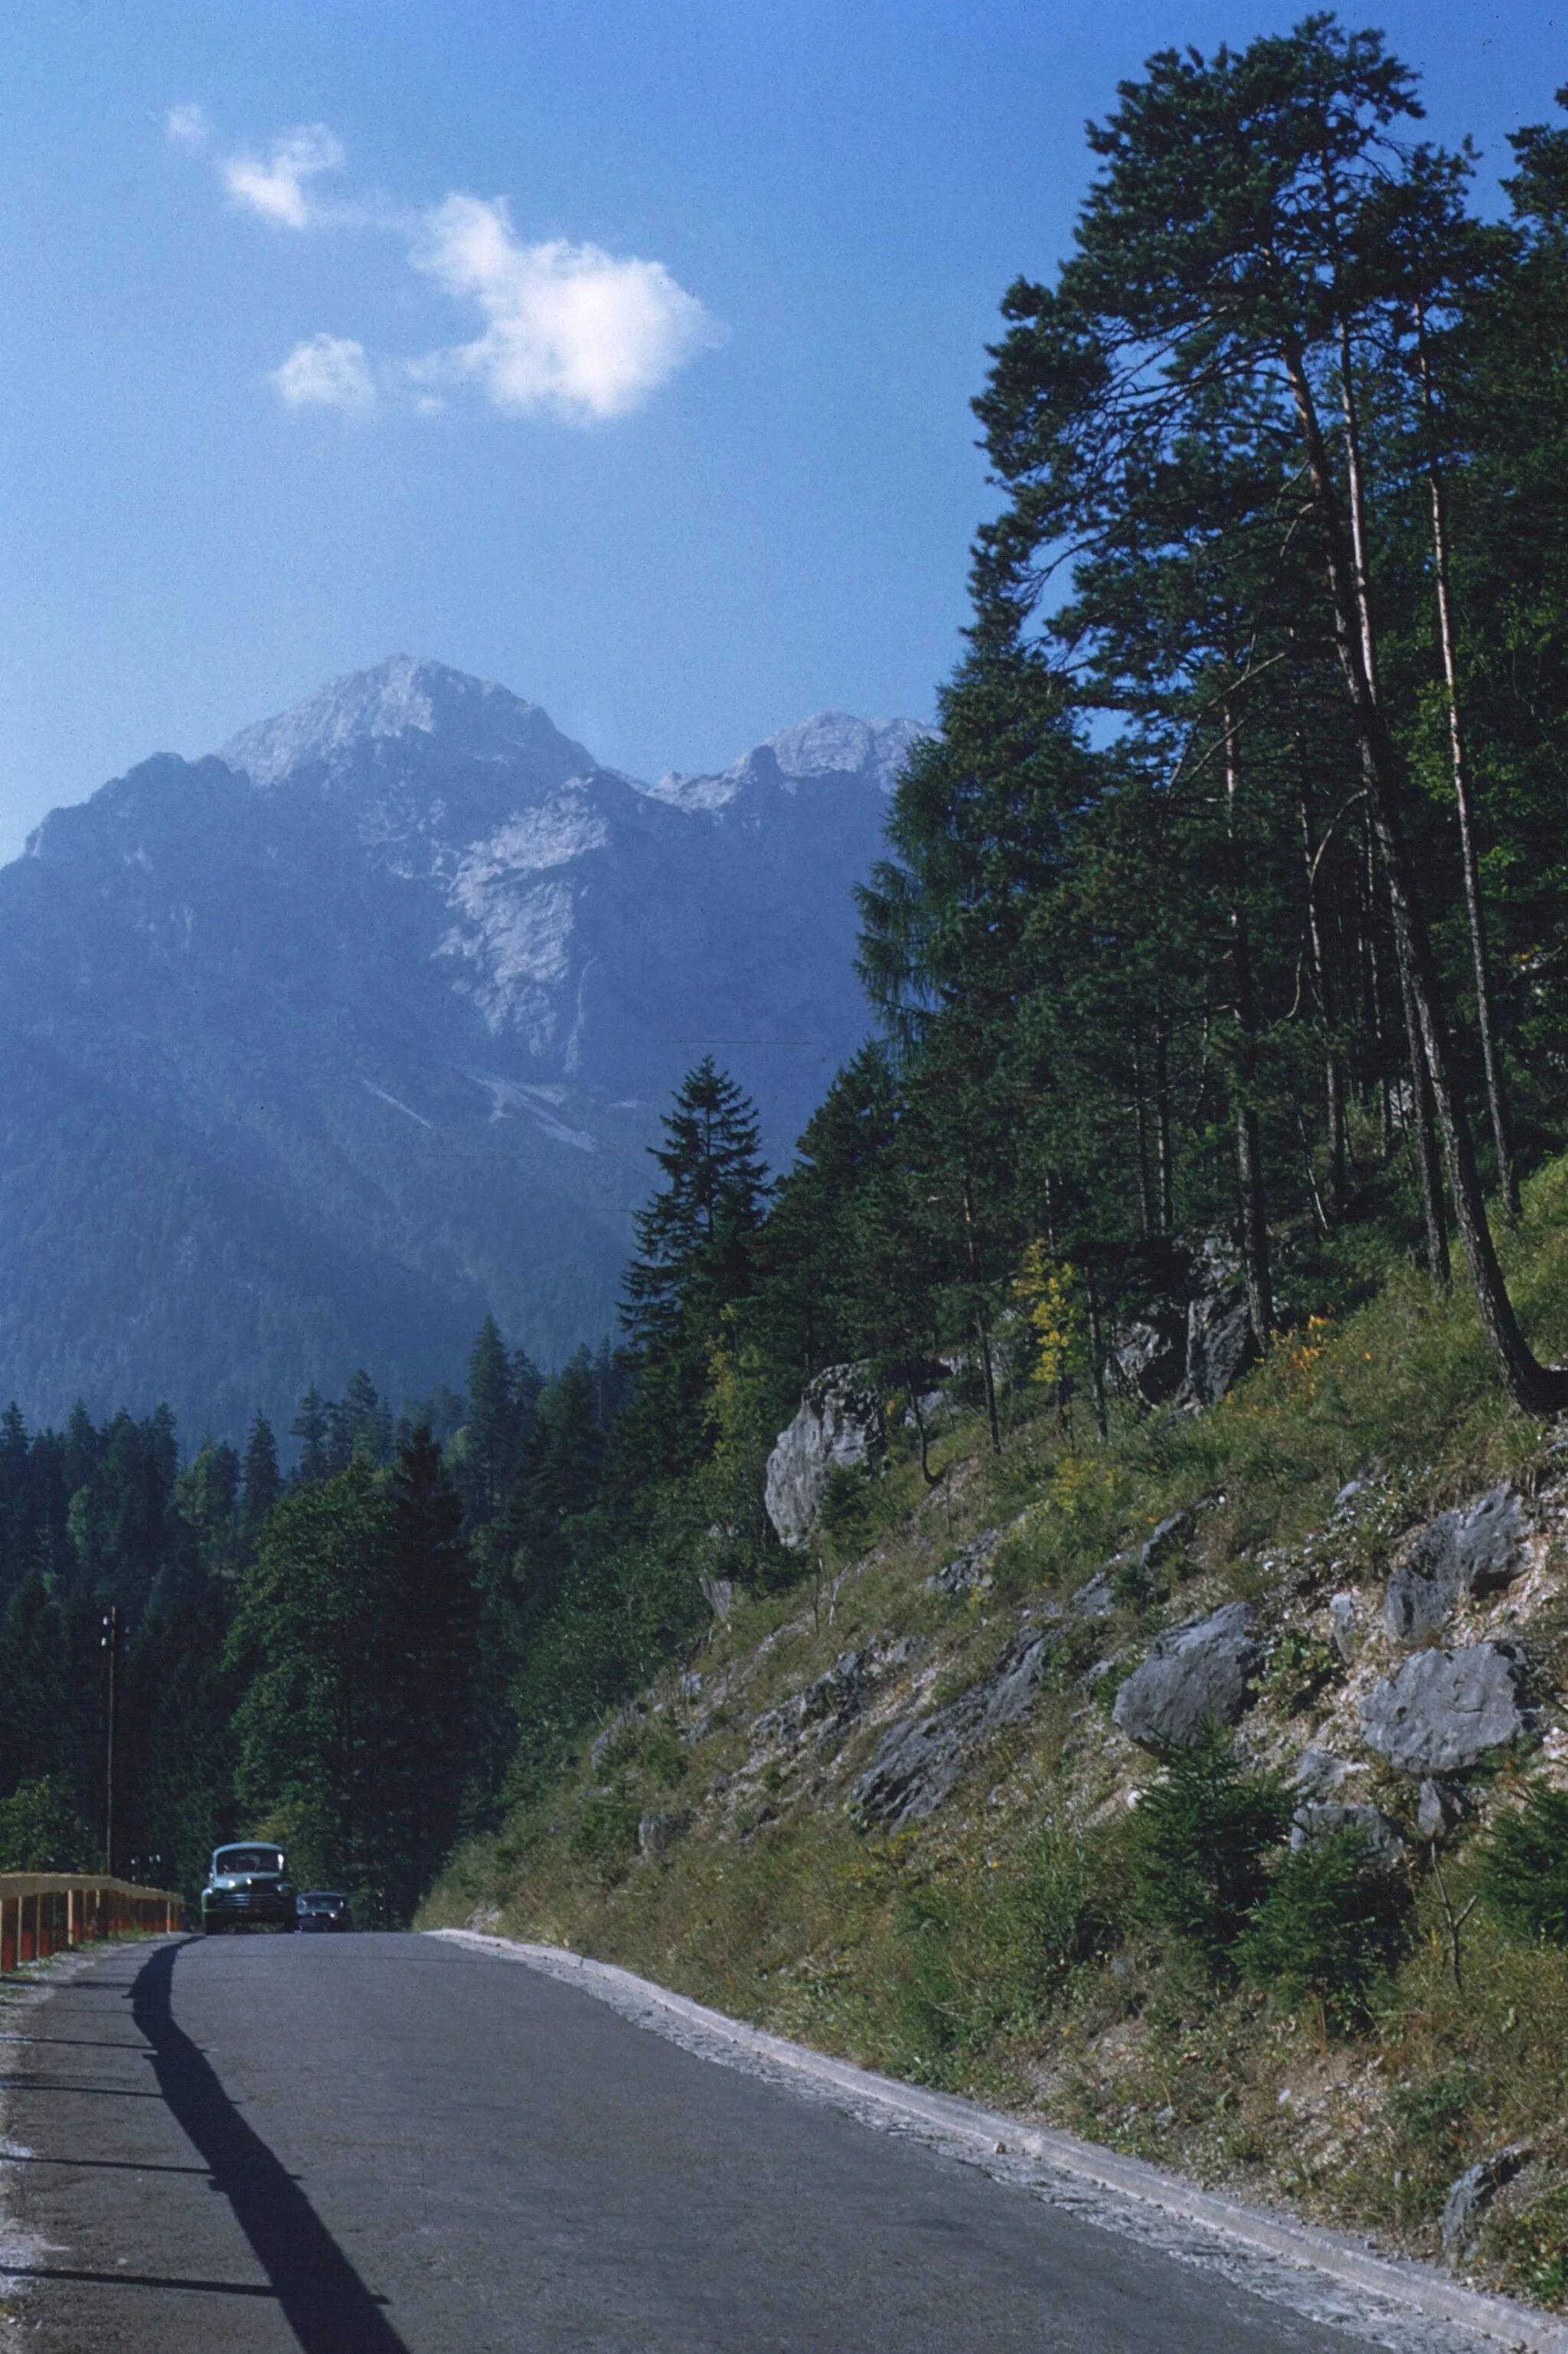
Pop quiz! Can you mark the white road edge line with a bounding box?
[429,1927,1566,2354]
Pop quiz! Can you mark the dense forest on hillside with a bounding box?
[8,17,1568,1936]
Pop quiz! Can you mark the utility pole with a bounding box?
[101,1607,120,1878]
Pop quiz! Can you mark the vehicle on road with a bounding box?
[295,1890,353,1933]
[200,1843,296,1934]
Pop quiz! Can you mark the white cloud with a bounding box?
[222,124,345,229]
[165,103,211,152]
[409,195,721,422]
[174,116,720,423]
[271,334,375,415]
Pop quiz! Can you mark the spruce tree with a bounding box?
[617,1060,769,1479]
[379,1427,480,1915]
[461,1316,519,1523]
[240,1414,282,1535]
[290,1385,330,1484]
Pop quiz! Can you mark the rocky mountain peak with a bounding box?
[648,711,926,813]
[218,656,593,793]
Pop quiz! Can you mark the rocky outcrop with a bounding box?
[638,1810,694,1859]
[750,1646,890,1760]
[698,1571,738,1621]
[1359,1643,1530,1774]
[1417,1777,1473,1838]
[852,1632,1050,1827]
[1290,1800,1406,1871]
[1382,1486,1526,1640]
[1182,1292,1258,1409]
[1292,1746,1356,1798]
[1328,1592,1360,1661]
[1103,1238,1259,1412]
[1109,1312,1186,1406]
[764,1366,883,1549]
[1440,2148,1531,2258]
[926,1529,1002,1597]
[1112,1603,1261,1750]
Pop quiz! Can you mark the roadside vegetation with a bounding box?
[428,1156,1568,2310]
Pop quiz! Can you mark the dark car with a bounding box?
[295,1891,352,1934]
[201,1843,296,1934]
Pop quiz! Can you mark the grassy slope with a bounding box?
[426,1154,1568,2310]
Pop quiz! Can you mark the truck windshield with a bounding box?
[213,1848,285,1875]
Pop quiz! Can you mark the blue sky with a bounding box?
[0,1,1560,855]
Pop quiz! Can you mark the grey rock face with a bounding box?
[589,1702,648,1767]
[852,1633,1050,1828]
[1183,1292,1258,1408]
[926,1530,1001,1597]
[698,1571,738,1622]
[1289,1800,1406,1872]
[764,1365,882,1550]
[637,1810,694,1859]
[1360,1643,1530,1775]
[1141,1512,1194,1574]
[1417,1777,1472,1839]
[1328,1592,1360,1662]
[1291,1746,1355,1798]
[1111,1603,1262,1751]
[1173,1241,1259,1408]
[1109,1313,1186,1406]
[749,1641,916,1764]
[1102,1238,1262,1414]
[752,1649,870,1753]
[1383,1486,1526,1641]
[1440,2147,1530,2258]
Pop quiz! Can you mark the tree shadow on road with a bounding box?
[132,1940,411,2353]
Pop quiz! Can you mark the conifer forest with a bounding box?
[10,15,1568,1971]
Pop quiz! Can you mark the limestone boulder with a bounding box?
[852,1632,1049,1828]
[763,1365,883,1550]
[1112,1602,1261,1751]
[637,1810,694,1859]
[1182,1290,1258,1408]
[927,1529,1001,1597]
[1359,1643,1530,1775]
[1109,1312,1187,1406]
[1441,2148,1531,2259]
[1383,1486,1526,1641]
[1289,1800,1406,1872]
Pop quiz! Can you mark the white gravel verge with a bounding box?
[0,1948,106,2352]
[431,1927,1568,2354]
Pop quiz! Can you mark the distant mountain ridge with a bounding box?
[0,659,923,1438]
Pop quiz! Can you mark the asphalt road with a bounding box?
[0,1932,1386,2354]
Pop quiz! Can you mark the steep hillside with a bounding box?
[429,1159,1568,2316]
[0,659,920,1434]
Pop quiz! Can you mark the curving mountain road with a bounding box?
[0,1934,1397,2352]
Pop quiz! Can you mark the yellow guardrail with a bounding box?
[0,1874,185,1970]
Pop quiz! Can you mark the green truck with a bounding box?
[200,1842,296,1934]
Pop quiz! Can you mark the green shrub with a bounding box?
[1380,2062,1485,2217]
[1479,1783,1568,1945]
[819,1461,878,1559]
[887,1898,961,2078]
[0,1777,94,1873]
[988,1819,1132,2010]
[1236,1828,1408,2028]
[1132,1731,1289,1976]
[1482,2178,1568,2307]
[1260,1627,1341,1716]
[570,1790,640,1875]
[882,1822,1132,2081]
